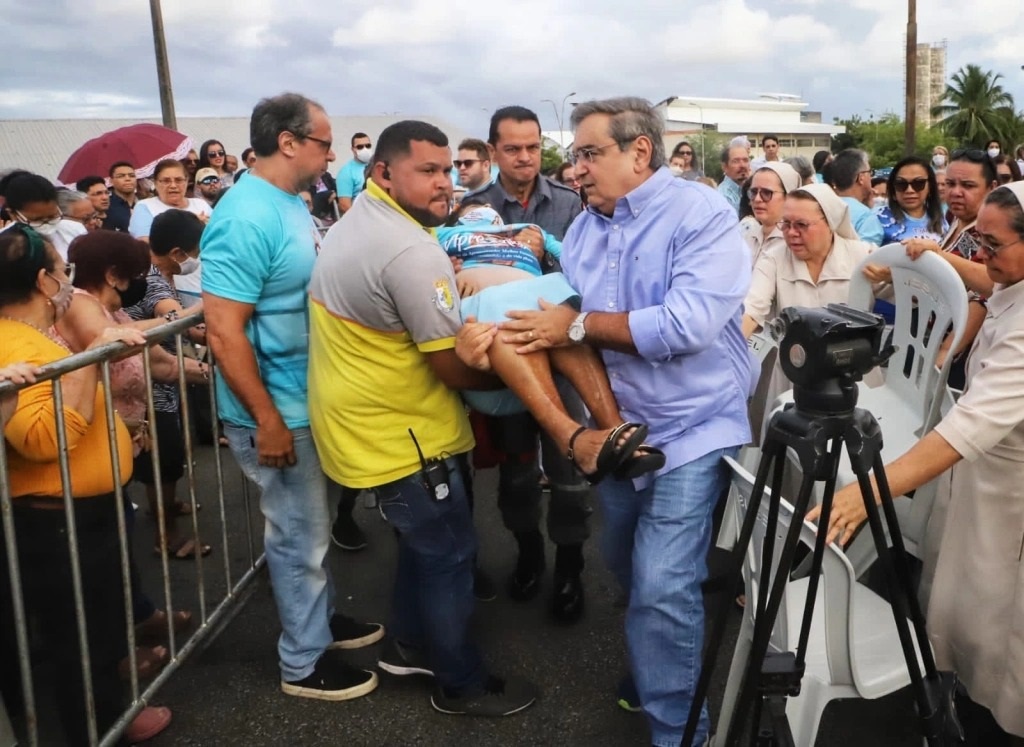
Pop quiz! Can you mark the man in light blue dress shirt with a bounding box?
[718,144,751,214]
[496,97,753,747]
[830,148,884,244]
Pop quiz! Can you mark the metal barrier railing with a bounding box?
[0,313,265,747]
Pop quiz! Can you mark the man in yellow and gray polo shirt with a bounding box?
[308,120,537,718]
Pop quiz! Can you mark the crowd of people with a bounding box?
[0,92,1022,747]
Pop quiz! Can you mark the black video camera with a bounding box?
[768,303,894,416]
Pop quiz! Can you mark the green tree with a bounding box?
[832,114,956,168]
[542,144,564,174]
[932,64,1017,146]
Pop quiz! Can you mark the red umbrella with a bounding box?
[57,123,193,185]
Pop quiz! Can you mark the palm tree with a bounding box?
[931,64,1019,146]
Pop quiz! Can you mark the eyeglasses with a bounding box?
[68,213,101,224]
[569,142,621,165]
[156,177,187,186]
[747,187,781,202]
[206,150,225,158]
[777,218,826,233]
[677,150,693,156]
[14,210,63,229]
[58,263,76,284]
[894,177,929,193]
[303,135,333,152]
[183,158,199,165]
[978,237,1023,257]
[199,177,220,185]
[353,143,373,151]
[453,159,481,168]
[997,173,1014,184]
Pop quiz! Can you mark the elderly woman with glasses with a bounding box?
[811,183,1024,745]
[876,156,948,245]
[741,184,880,421]
[738,162,802,267]
[0,225,172,744]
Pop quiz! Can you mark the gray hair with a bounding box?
[250,92,325,157]
[56,189,90,214]
[569,97,666,170]
[830,148,870,190]
[784,155,814,183]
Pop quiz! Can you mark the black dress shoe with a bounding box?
[550,573,584,623]
[506,567,543,601]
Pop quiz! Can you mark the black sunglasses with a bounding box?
[207,150,225,158]
[894,177,928,193]
[453,159,481,168]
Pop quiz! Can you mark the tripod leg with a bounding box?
[852,465,947,744]
[682,444,785,747]
[794,437,843,665]
[724,470,817,747]
[871,453,939,676]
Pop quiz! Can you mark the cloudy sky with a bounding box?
[5,0,1024,137]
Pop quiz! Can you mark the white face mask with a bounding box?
[669,165,685,177]
[931,154,946,168]
[354,147,372,164]
[33,222,59,237]
[176,255,200,275]
[988,148,1000,159]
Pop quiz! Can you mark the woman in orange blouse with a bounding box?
[0,224,162,745]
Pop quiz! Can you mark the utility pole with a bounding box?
[904,0,917,155]
[149,0,177,130]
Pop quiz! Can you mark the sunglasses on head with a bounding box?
[951,148,988,162]
[894,177,928,193]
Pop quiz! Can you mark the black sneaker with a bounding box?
[377,638,434,677]
[430,675,538,717]
[327,613,384,650]
[473,567,497,602]
[281,650,378,701]
[331,512,368,551]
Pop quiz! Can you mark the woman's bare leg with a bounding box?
[548,344,622,430]
[486,338,627,475]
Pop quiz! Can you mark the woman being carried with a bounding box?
[439,202,664,483]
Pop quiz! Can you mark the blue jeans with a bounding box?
[224,425,335,682]
[598,447,736,747]
[374,454,485,693]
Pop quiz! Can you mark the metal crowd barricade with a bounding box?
[0,313,265,747]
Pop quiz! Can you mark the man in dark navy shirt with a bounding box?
[103,161,138,232]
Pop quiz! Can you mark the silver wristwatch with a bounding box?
[568,312,590,344]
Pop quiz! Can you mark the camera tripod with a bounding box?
[682,390,963,747]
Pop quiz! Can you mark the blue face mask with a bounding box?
[457,206,503,227]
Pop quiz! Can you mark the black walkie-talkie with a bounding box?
[409,428,450,501]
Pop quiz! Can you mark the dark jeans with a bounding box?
[0,495,128,746]
[488,392,592,547]
[372,454,486,693]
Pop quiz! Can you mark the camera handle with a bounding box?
[682,404,963,747]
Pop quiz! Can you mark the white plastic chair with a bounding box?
[717,334,778,551]
[766,244,968,564]
[713,456,924,747]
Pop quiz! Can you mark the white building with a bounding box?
[656,95,846,165]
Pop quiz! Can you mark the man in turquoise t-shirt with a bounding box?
[337,131,372,214]
[202,92,383,703]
